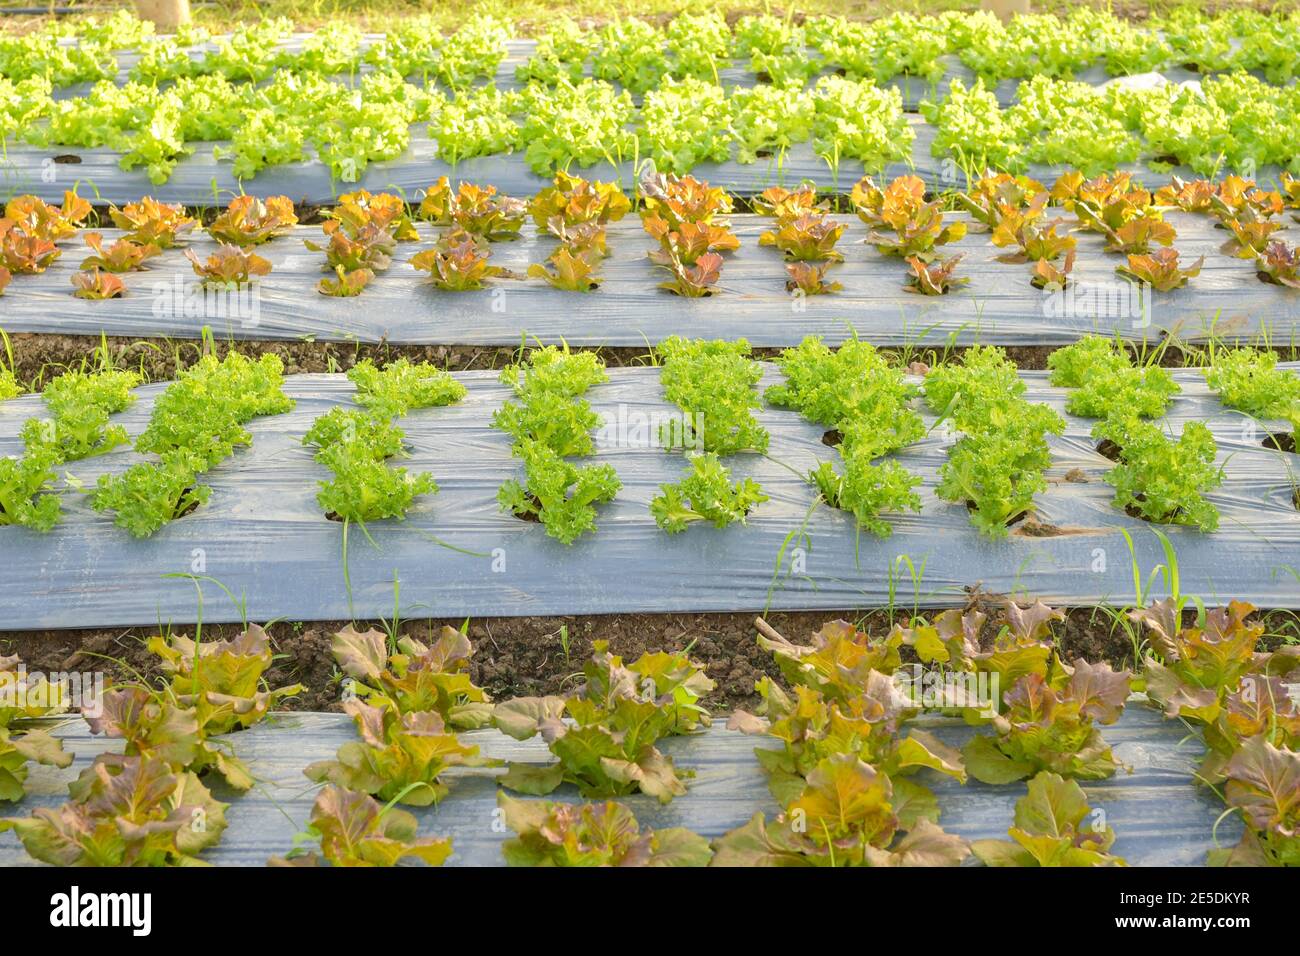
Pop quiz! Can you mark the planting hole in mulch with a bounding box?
[52,154,82,164]
[965,499,1028,529]
[821,429,842,448]
[1262,431,1297,453]
[1096,438,1123,461]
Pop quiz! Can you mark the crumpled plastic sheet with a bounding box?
[0,365,1297,630]
[0,212,1294,347]
[0,111,1284,206]
[0,706,1243,867]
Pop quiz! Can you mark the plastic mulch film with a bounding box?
[54,35,1222,108]
[1,365,1298,629]
[1,116,1285,207]
[0,708,1243,866]
[1,213,1294,347]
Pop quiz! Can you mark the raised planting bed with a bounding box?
[0,707,1245,867]
[1,362,1297,630]
[0,212,1294,347]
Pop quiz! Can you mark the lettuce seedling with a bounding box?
[752,185,829,222]
[638,172,733,228]
[1199,675,1300,784]
[147,624,304,737]
[658,337,769,456]
[420,180,526,240]
[1220,216,1282,258]
[1116,248,1203,291]
[656,251,723,297]
[1154,176,1216,213]
[86,681,248,786]
[1255,240,1300,289]
[80,232,161,272]
[957,172,1047,229]
[305,699,484,806]
[326,189,419,242]
[305,227,395,274]
[318,265,374,297]
[0,219,61,274]
[0,753,227,866]
[1130,599,1266,727]
[273,785,452,867]
[1047,335,1179,421]
[1093,416,1222,531]
[853,175,967,259]
[90,450,211,538]
[304,409,437,524]
[651,452,768,533]
[758,214,845,261]
[963,660,1132,784]
[330,624,493,729]
[0,653,72,801]
[1203,348,1300,430]
[1209,737,1300,867]
[70,268,125,300]
[542,217,609,257]
[206,194,298,246]
[811,457,921,537]
[498,441,621,545]
[92,353,294,535]
[493,642,712,802]
[971,771,1126,867]
[1099,213,1177,255]
[108,197,196,248]
[644,215,741,265]
[905,253,968,294]
[529,172,630,228]
[785,261,841,295]
[410,229,503,290]
[494,347,620,543]
[991,209,1076,263]
[347,358,466,420]
[185,243,272,288]
[1031,250,1075,290]
[4,192,91,244]
[527,246,601,291]
[498,793,711,867]
[712,756,970,867]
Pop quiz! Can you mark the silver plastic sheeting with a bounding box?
[52,35,1232,107]
[0,213,1294,347]
[0,113,1283,206]
[0,365,1298,630]
[0,706,1243,866]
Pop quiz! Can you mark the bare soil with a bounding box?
[7,603,1276,716]
[9,332,1296,392]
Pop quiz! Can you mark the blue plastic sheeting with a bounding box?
[0,365,1297,630]
[0,213,1294,347]
[0,705,1242,866]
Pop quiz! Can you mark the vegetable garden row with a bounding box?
[0,171,1297,345]
[16,8,1300,91]
[5,11,1300,202]
[2,343,1298,628]
[1,601,1294,866]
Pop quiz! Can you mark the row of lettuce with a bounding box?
[9,9,1300,90]
[5,68,1300,184]
[1,595,1294,866]
[2,327,1299,541]
[3,169,1300,304]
